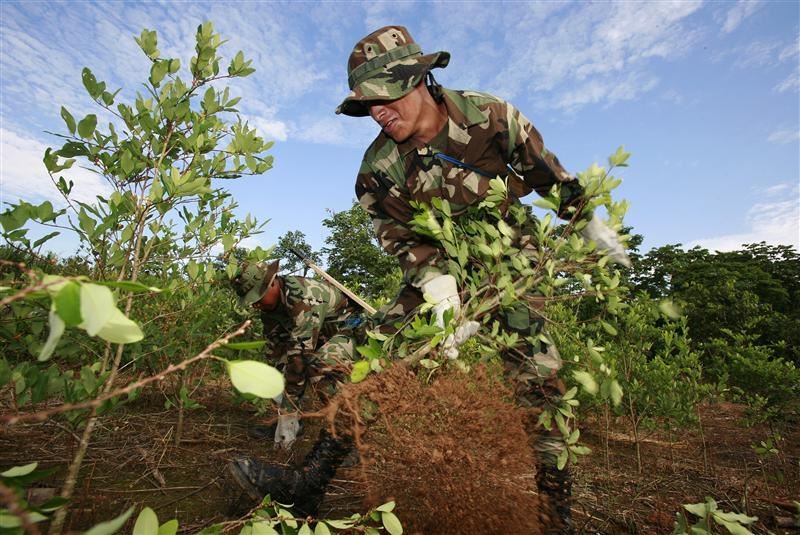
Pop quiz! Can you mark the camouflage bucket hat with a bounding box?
[336,26,450,117]
[232,260,279,308]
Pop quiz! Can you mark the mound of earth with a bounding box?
[331,363,542,534]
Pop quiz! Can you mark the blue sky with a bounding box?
[1,0,798,259]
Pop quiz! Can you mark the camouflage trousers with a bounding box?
[271,334,357,410]
[379,284,567,468]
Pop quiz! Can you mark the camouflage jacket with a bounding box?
[260,276,357,359]
[355,88,585,287]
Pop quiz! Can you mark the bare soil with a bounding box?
[1,369,798,534]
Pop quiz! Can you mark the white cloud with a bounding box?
[721,0,764,33]
[688,183,800,251]
[736,40,785,68]
[775,72,800,93]
[767,129,800,144]
[779,41,799,62]
[0,128,111,207]
[551,72,659,113]
[487,1,702,109]
[765,183,794,195]
[293,116,378,147]
[252,117,289,143]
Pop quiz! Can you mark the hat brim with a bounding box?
[336,51,450,117]
[237,261,280,308]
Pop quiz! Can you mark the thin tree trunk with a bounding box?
[175,372,185,446]
[696,406,710,476]
[627,397,643,473]
[47,411,97,534]
[668,425,675,471]
[632,421,643,474]
[603,405,611,475]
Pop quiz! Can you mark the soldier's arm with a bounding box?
[355,166,446,288]
[499,101,585,218]
[284,282,325,357]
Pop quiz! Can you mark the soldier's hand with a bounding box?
[422,274,461,328]
[274,413,301,450]
[442,320,480,360]
[580,217,631,267]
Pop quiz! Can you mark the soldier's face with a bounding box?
[367,83,426,143]
[254,278,280,311]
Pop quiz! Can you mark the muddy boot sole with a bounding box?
[227,459,263,503]
[247,424,275,440]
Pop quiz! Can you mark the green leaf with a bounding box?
[610,380,623,406]
[120,151,134,176]
[78,207,96,236]
[350,360,370,383]
[714,518,755,535]
[600,321,618,336]
[84,506,135,535]
[573,370,598,395]
[60,106,76,134]
[227,360,284,399]
[54,281,82,327]
[222,233,235,252]
[95,307,144,344]
[314,522,331,535]
[248,521,279,535]
[157,519,179,535]
[556,448,569,470]
[150,60,169,86]
[418,359,439,370]
[187,260,199,280]
[95,280,162,293]
[0,462,38,477]
[224,341,267,350]
[659,299,682,319]
[356,344,381,360]
[608,145,631,167]
[376,501,396,512]
[714,510,757,525]
[33,231,60,248]
[39,306,65,361]
[381,511,403,535]
[135,29,160,60]
[322,519,355,529]
[133,507,159,535]
[277,509,297,528]
[77,114,97,139]
[82,67,98,97]
[79,283,116,336]
[684,502,709,518]
[532,198,559,211]
[0,511,47,528]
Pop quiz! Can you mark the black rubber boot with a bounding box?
[536,463,574,535]
[246,420,305,442]
[228,430,352,518]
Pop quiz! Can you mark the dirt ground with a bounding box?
[1,369,798,534]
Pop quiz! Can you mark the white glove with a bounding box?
[422,274,480,359]
[442,320,480,360]
[580,217,631,267]
[274,412,301,450]
[421,274,460,328]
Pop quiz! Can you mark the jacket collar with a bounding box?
[395,87,489,157]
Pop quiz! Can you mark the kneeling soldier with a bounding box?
[231,260,364,449]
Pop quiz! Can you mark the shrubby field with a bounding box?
[1,23,798,535]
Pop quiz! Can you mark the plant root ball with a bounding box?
[337,363,542,535]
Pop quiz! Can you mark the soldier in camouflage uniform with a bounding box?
[229,27,628,525]
[231,260,363,449]
[336,26,630,533]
